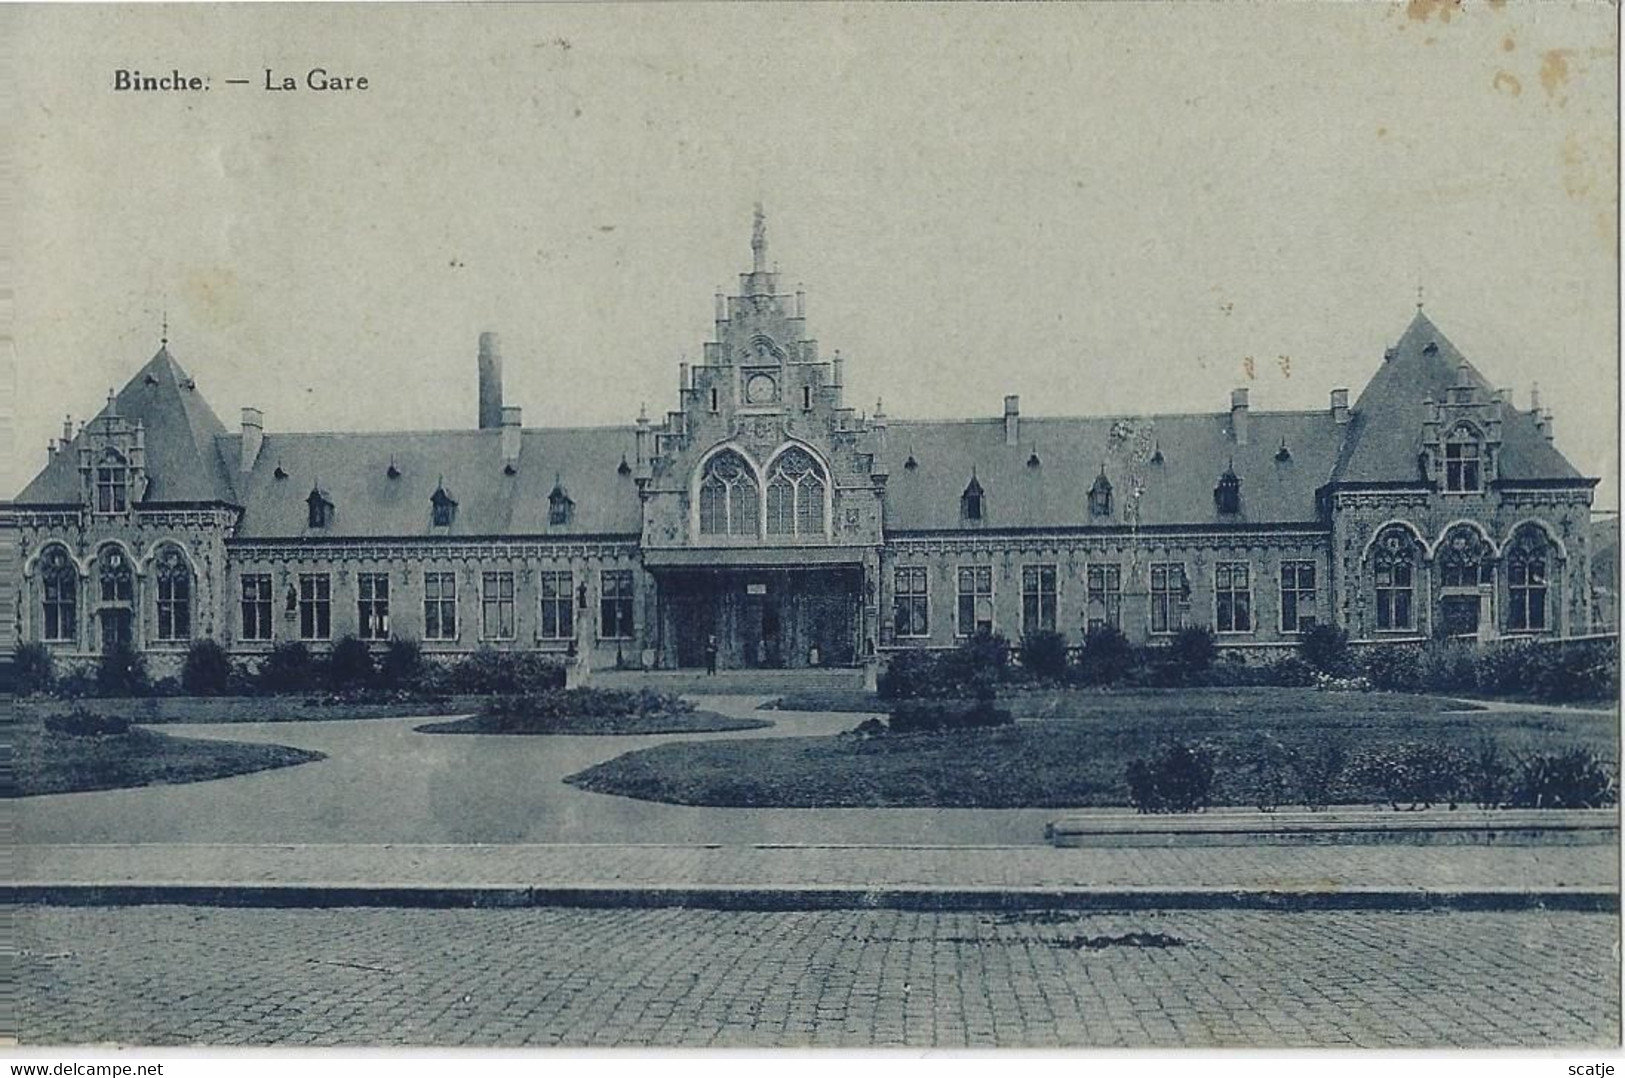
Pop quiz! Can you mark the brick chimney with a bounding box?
[240,407,264,472]
[478,332,504,430]
[501,405,522,469]
[1230,388,1250,447]
[1004,395,1020,446]
[1330,388,1349,425]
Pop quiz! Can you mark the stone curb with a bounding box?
[1046,808,1621,847]
[5,883,1617,913]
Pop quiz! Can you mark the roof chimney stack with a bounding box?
[501,405,522,469]
[478,332,504,430]
[240,407,264,472]
[1330,388,1349,425]
[1004,395,1021,446]
[1230,388,1250,447]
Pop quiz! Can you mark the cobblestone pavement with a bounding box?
[17,905,1619,1048]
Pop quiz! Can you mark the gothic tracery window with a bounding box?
[1506,525,1551,633]
[699,451,760,537]
[1373,526,1416,632]
[98,547,133,605]
[40,546,77,642]
[765,448,826,537]
[1438,524,1493,589]
[154,545,192,641]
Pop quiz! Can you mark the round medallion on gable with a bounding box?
[746,372,778,405]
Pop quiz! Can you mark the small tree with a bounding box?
[327,635,374,690]
[1020,629,1069,682]
[379,636,425,688]
[95,642,150,697]
[181,639,234,695]
[1076,625,1134,685]
[259,640,316,694]
[13,642,55,695]
[1298,624,1351,675]
[1170,625,1217,675]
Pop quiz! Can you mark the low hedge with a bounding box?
[888,699,1013,733]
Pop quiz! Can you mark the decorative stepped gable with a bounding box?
[16,344,237,506]
[1328,310,1584,488]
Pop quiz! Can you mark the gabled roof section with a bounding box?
[1330,311,1582,485]
[224,426,642,538]
[16,345,237,504]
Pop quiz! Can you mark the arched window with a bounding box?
[40,546,77,642]
[1506,525,1551,632]
[154,545,192,641]
[95,448,129,513]
[699,451,759,537]
[766,448,826,537]
[1438,524,1492,589]
[1373,526,1416,631]
[1444,425,1482,492]
[98,547,133,604]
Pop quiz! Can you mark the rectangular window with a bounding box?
[356,573,390,640]
[1021,564,1058,634]
[539,570,574,640]
[1149,563,1188,635]
[1085,564,1122,632]
[43,576,76,643]
[893,566,929,638]
[1215,562,1252,634]
[240,575,273,641]
[156,576,191,641]
[956,566,994,636]
[1279,561,1317,633]
[1375,563,1413,631]
[424,572,458,641]
[95,466,128,513]
[1508,560,1547,632]
[480,572,515,640]
[298,573,332,640]
[600,570,636,639]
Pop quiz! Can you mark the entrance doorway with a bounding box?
[656,567,860,669]
[100,608,132,651]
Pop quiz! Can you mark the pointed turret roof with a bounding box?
[16,343,238,504]
[1329,310,1580,485]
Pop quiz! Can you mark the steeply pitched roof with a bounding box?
[224,426,642,538]
[1330,311,1581,485]
[879,409,1344,532]
[16,346,237,504]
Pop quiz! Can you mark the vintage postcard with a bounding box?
[4,0,1619,1056]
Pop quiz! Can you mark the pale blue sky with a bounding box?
[7,2,1618,505]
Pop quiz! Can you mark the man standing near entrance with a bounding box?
[705,634,718,675]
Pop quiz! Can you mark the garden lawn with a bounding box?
[763,685,1491,718]
[15,695,476,724]
[566,687,1617,808]
[416,710,771,735]
[12,723,325,797]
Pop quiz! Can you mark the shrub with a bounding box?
[887,699,1013,734]
[1245,736,1292,812]
[327,635,375,689]
[13,642,55,695]
[181,639,234,695]
[878,648,942,701]
[1170,626,1216,674]
[1299,624,1351,675]
[55,668,97,699]
[1532,639,1620,703]
[96,643,150,697]
[1075,625,1135,685]
[1350,742,1468,810]
[1509,749,1618,809]
[379,636,425,688]
[1362,644,1422,692]
[447,647,566,695]
[1472,640,1540,698]
[879,635,1007,702]
[1467,738,1512,810]
[258,640,317,694]
[1020,630,1069,682]
[962,630,1010,674]
[1419,640,1478,695]
[1125,740,1215,814]
[1293,741,1349,811]
[483,687,691,723]
[1267,655,1317,688]
[44,705,130,737]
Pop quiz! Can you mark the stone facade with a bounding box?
[7,212,1600,674]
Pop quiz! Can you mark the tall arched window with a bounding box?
[765,448,826,538]
[699,451,759,537]
[40,546,77,642]
[154,545,192,641]
[1373,526,1417,631]
[1438,524,1492,589]
[1506,525,1551,632]
[95,448,130,513]
[1444,425,1482,492]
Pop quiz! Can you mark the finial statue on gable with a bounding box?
[751,202,767,273]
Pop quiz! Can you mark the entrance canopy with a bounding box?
[642,545,870,570]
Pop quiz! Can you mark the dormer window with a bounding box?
[95,448,129,513]
[548,479,574,527]
[430,483,457,527]
[307,486,333,529]
[1214,467,1241,514]
[1444,425,1481,492]
[1089,469,1113,518]
[961,475,985,522]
